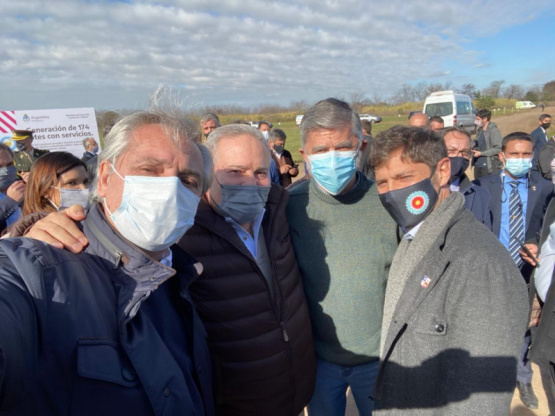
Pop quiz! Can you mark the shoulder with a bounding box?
[473,172,500,188]
[530,173,553,193]
[287,179,310,199]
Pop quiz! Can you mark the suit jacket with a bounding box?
[81,151,96,163]
[537,140,555,179]
[275,149,298,187]
[375,194,528,415]
[473,171,553,280]
[458,175,493,231]
[532,126,549,171]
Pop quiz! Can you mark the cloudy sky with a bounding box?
[2,0,554,111]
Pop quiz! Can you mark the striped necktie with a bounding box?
[509,181,524,267]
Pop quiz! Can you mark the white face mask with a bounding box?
[48,187,91,211]
[261,130,270,140]
[104,166,200,252]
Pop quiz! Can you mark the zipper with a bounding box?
[280,322,289,342]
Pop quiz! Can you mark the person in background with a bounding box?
[408,112,429,128]
[473,132,554,410]
[200,113,221,140]
[443,127,492,229]
[531,113,552,172]
[357,120,375,179]
[429,115,444,133]
[268,129,299,187]
[258,121,280,185]
[370,125,528,415]
[472,109,503,179]
[0,143,24,234]
[22,152,90,216]
[81,137,99,163]
[10,130,49,180]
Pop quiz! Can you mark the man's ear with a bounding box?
[498,151,506,165]
[436,157,451,187]
[359,139,368,153]
[96,160,111,198]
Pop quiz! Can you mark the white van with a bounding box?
[423,91,475,131]
[515,101,536,109]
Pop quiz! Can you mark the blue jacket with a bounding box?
[0,204,214,415]
[531,126,548,171]
[473,171,553,281]
[458,175,493,231]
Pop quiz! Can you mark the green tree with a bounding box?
[474,91,495,109]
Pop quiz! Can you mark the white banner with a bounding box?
[0,107,100,159]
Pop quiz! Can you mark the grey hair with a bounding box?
[82,137,95,148]
[268,128,286,143]
[300,98,362,150]
[90,109,213,201]
[205,123,271,164]
[200,113,221,126]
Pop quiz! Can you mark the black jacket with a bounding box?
[177,185,316,416]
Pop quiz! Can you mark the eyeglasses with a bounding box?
[447,148,472,159]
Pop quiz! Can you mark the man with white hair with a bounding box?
[15,123,316,416]
[81,137,99,162]
[200,113,221,140]
[0,110,215,415]
[287,98,398,415]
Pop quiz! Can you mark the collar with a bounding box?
[403,220,425,241]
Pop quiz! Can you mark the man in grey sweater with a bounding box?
[370,126,529,415]
[287,98,398,415]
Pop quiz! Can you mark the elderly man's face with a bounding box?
[208,133,271,205]
[97,123,204,217]
[300,125,359,160]
[444,131,472,160]
[374,148,450,195]
[202,120,218,137]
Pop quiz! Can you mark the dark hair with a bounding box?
[429,115,444,124]
[476,109,492,121]
[361,120,373,135]
[501,132,533,152]
[268,128,287,142]
[370,125,447,172]
[23,152,87,216]
[539,113,551,122]
[258,121,271,129]
[443,127,471,142]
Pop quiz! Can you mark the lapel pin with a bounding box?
[532,186,536,191]
[421,275,432,288]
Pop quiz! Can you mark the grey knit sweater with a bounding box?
[287,173,398,366]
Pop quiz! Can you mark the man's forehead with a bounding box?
[506,140,533,151]
[445,131,470,146]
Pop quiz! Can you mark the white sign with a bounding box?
[0,107,100,159]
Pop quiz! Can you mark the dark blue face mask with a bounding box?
[378,178,438,230]
[449,157,469,184]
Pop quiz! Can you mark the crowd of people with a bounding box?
[0,97,553,416]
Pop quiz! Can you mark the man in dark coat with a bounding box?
[370,126,528,415]
[531,113,552,172]
[268,128,299,187]
[0,110,215,415]
[17,124,317,416]
[443,127,493,230]
[473,132,553,409]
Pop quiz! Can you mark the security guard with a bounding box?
[10,130,49,174]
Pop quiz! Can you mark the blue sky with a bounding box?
[1,0,554,111]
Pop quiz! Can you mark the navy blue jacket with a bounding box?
[0,204,214,416]
[458,174,493,231]
[531,126,548,171]
[473,171,553,280]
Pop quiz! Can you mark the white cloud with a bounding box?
[1,0,554,110]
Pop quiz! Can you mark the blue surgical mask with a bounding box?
[308,150,357,195]
[216,183,270,224]
[50,187,91,210]
[504,156,532,178]
[104,166,200,251]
